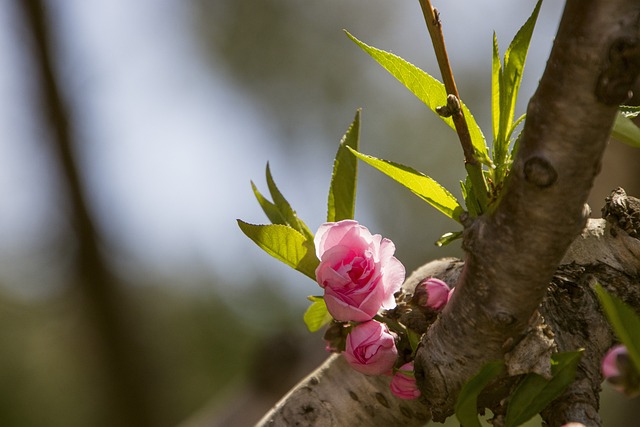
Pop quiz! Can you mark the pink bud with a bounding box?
[343,320,398,376]
[602,344,627,380]
[390,362,421,400]
[601,344,640,396]
[417,278,450,311]
[560,424,586,427]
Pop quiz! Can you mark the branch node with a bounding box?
[523,156,558,188]
[595,36,640,105]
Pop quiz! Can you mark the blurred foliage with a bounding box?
[0,282,298,427]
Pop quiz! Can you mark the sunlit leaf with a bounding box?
[620,105,640,118]
[491,31,501,143]
[455,361,505,427]
[349,148,464,222]
[265,164,314,240]
[303,296,332,332]
[346,31,491,166]
[237,221,319,280]
[494,0,541,169]
[328,110,360,222]
[595,284,640,372]
[612,113,640,148]
[435,231,463,247]
[504,350,583,427]
[251,181,287,225]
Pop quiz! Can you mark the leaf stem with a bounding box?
[418,0,489,211]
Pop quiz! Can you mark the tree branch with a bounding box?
[415,0,640,421]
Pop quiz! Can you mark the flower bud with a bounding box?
[343,320,398,376]
[390,362,421,400]
[602,344,640,396]
[415,278,450,311]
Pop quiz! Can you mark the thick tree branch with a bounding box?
[415,0,640,422]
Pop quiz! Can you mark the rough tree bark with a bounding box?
[256,0,640,426]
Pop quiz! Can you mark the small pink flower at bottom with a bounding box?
[560,423,586,427]
[343,320,398,376]
[602,344,640,396]
[390,362,421,400]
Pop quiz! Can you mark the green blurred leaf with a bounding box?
[346,31,491,166]
[251,181,287,225]
[328,110,360,222]
[237,221,319,280]
[348,148,464,222]
[265,164,314,240]
[303,297,332,332]
[455,361,505,427]
[595,284,640,372]
[505,350,583,427]
[612,113,640,148]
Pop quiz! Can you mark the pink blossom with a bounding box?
[343,320,398,376]
[390,362,421,400]
[314,220,405,322]
[417,278,450,311]
[560,424,586,427]
[602,344,627,380]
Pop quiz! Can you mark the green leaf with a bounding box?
[494,0,541,170]
[251,181,287,225]
[346,31,491,166]
[303,297,333,332]
[237,221,319,280]
[612,113,640,148]
[504,350,583,427]
[595,284,640,372]
[328,110,360,222]
[435,231,463,247]
[455,361,505,427]
[491,31,502,143]
[265,164,314,240]
[348,148,464,222]
[620,105,640,118]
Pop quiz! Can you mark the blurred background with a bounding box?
[1,0,639,426]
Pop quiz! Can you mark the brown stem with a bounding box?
[418,0,488,209]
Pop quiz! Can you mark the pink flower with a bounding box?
[602,344,627,380]
[390,362,421,400]
[560,424,586,427]
[416,278,450,311]
[343,320,398,376]
[314,220,405,322]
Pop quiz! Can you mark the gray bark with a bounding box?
[257,0,640,425]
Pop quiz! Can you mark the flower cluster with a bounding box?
[314,220,449,400]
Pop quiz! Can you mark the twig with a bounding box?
[418,0,489,210]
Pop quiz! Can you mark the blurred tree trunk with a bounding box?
[18,1,155,426]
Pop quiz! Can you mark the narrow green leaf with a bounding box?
[505,350,583,427]
[251,181,287,225]
[265,164,314,240]
[455,361,505,427]
[500,0,542,137]
[612,113,640,148]
[349,148,464,222]
[346,31,491,166]
[435,231,463,247]
[237,221,319,280]
[303,297,333,332]
[595,284,640,372]
[491,31,501,143]
[328,110,360,222]
[620,105,640,118]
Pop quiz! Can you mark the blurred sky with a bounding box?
[0,0,563,300]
